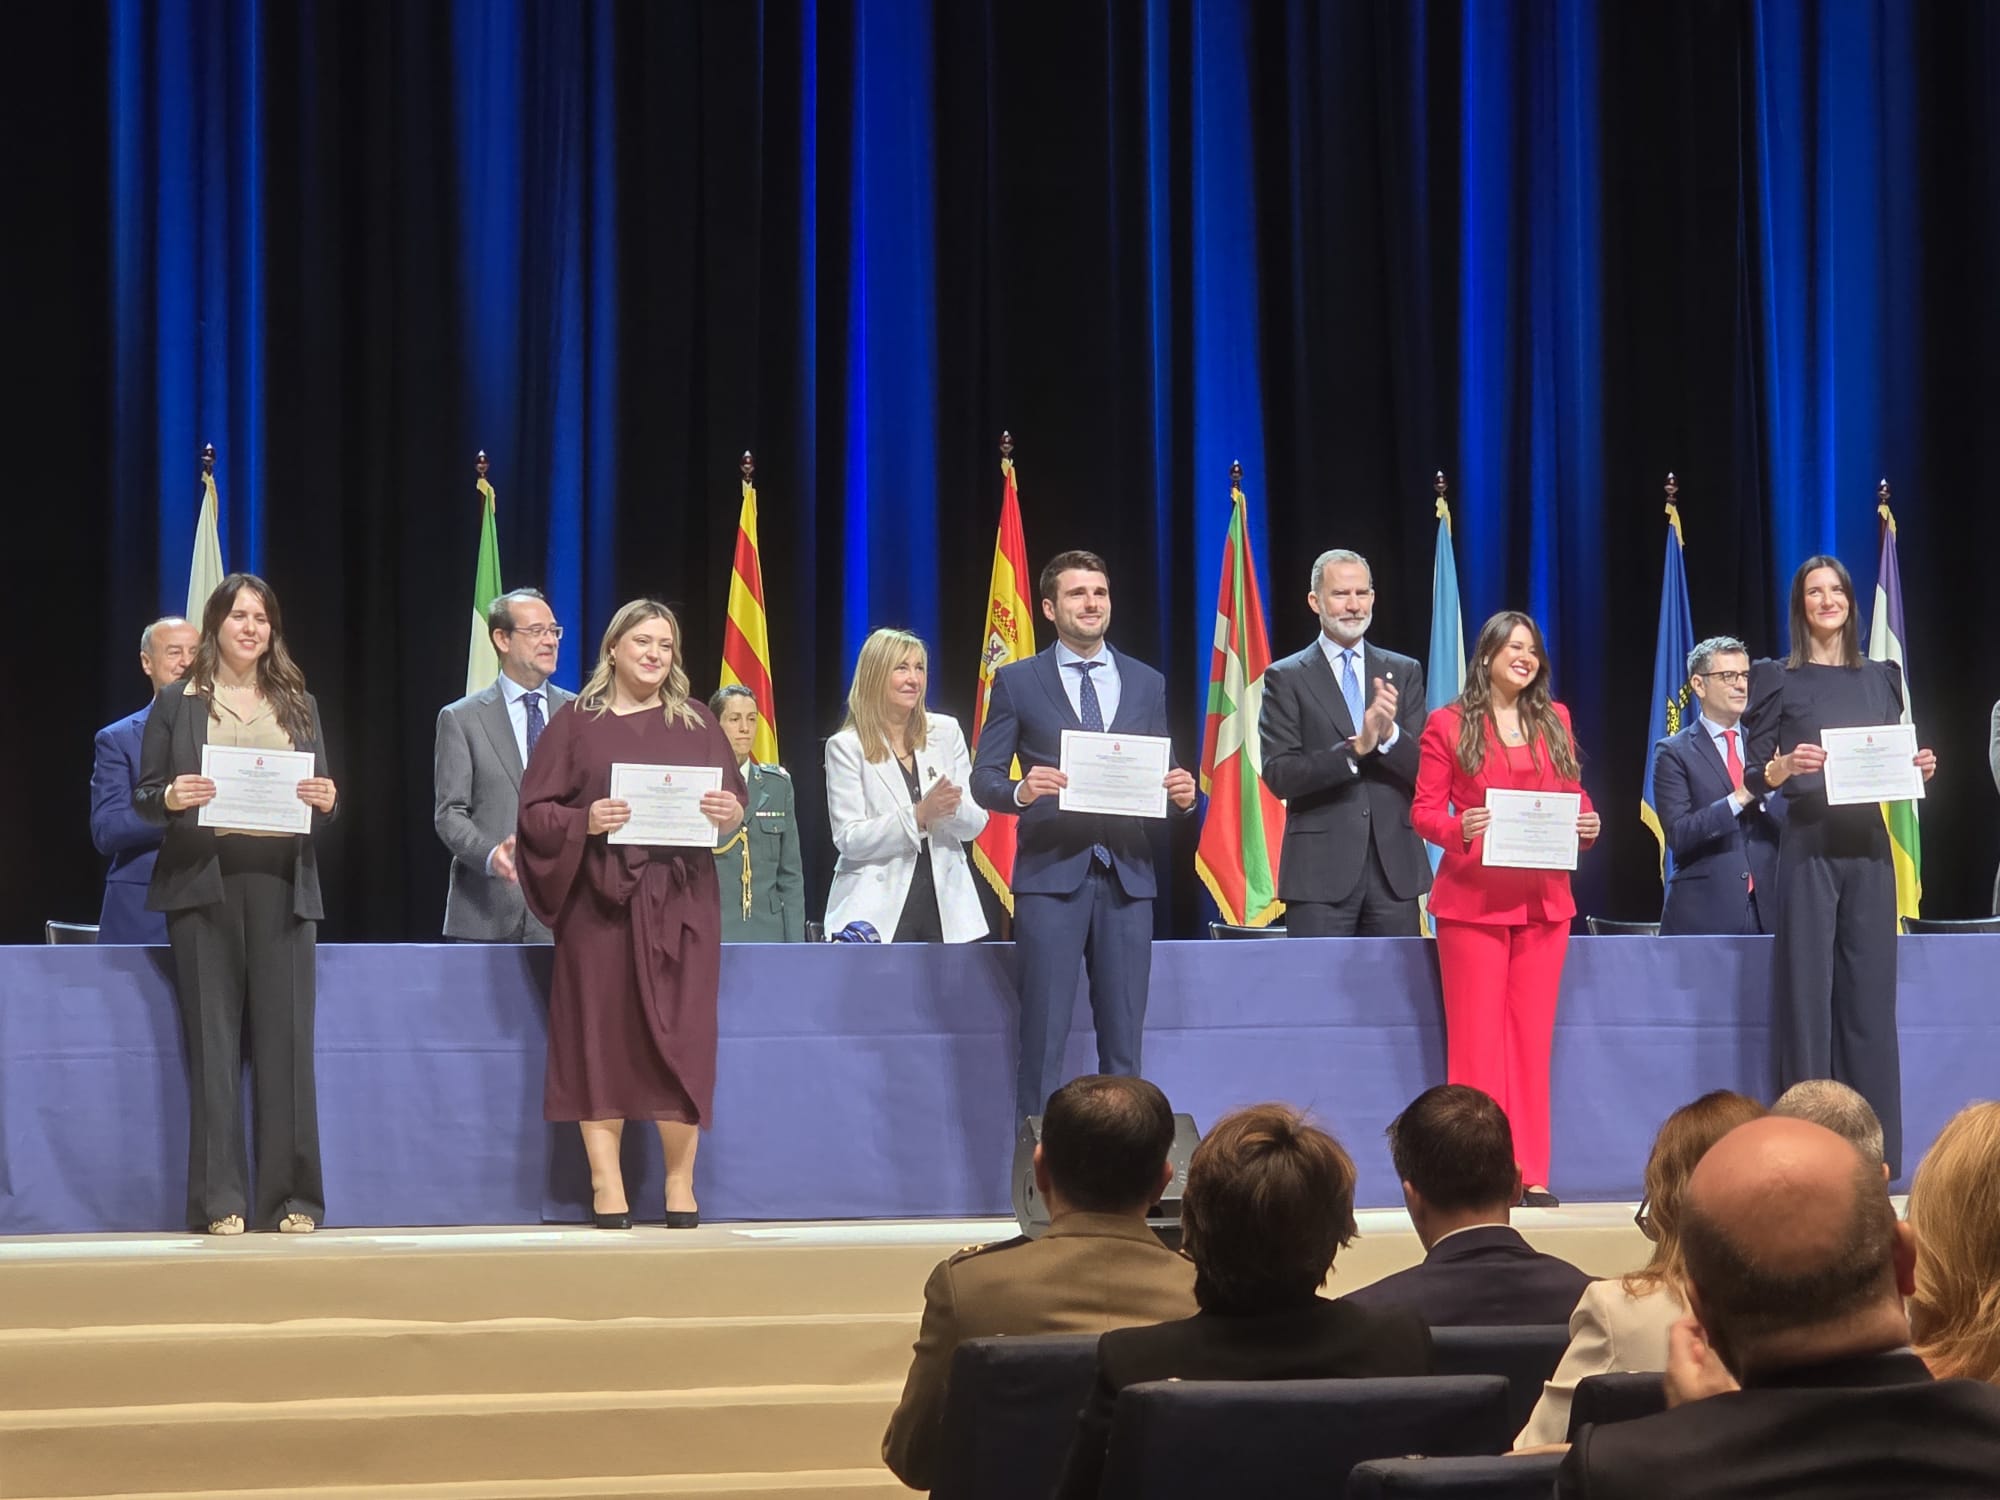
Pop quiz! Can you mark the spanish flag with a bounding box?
[970,446,1035,910]
[720,462,780,765]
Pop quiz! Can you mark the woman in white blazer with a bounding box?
[824,628,990,943]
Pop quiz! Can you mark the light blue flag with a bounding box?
[1425,487,1467,877]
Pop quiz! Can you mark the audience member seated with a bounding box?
[1343,1085,1592,1327]
[1907,1100,2000,1386]
[1052,1104,1432,1500]
[880,1075,1196,1490]
[1515,1089,1764,1447]
[1771,1078,1890,1182]
[1556,1117,2000,1497]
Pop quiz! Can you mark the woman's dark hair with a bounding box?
[185,573,314,745]
[1784,555,1862,668]
[1453,610,1578,780]
[1180,1104,1358,1313]
[708,683,758,716]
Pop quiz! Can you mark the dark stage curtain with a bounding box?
[12,0,2000,942]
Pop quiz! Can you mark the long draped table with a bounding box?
[1,938,1993,1233]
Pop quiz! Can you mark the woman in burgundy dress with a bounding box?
[519,600,746,1229]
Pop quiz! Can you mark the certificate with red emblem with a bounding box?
[198,744,315,835]
[607,762,724,847]
[1480,788,1580,871]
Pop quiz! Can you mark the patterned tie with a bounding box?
[1723,729,1752,894]
[1340,649,1365,733]
[523,689,546,762]
[1072,661,1110,868]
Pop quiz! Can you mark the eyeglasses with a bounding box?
[512,624,564,641]
[1693,670,1749,685]
[1634,1195,1658,1242]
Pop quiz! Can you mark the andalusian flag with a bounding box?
[466,464,503,698]
[1639,491,1695,881]
[720,459,780,765]
[1424,482,1466,875]
[1195,470,1285,928]
[1868,492,1922,920]
[186,449,225,620]
[970,445,1035,910]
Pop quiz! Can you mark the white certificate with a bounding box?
[607,762,725,847]
[1058,730,1171,819]
[1480,789,1581,871]
[1820,723,1925,806]
[198,744,315,835]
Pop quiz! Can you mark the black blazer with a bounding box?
[1651,721,1783,936]
[1258,639,1430,904]
[1556,1350,2000,1499]
[134,679,336,921]
[1053,1297,1433,1500]
[1338,1224,1594,1328]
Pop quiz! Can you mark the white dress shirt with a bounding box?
[1317,633,1399,753]
[1055,639,1123,727]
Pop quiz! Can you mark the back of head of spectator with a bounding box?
[1180,1103,1358,1314]
[1626,1089,1767,1299]
[1773,1079,1888,1180]
[1034,1074,1177,1218]
[1680,1116,1912,1382]
[1907,1100,2000,1385]
[1386,1084,1520,1246]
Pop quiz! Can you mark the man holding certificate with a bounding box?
[1412,611,1598,1207]
[971,550,1197,1125]
[1744,557,1938,1178]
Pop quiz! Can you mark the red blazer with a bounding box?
[1412,702,1595,925]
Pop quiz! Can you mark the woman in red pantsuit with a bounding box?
[1412,612,1599,1205]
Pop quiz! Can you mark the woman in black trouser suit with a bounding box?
[1744,555,1936,1175]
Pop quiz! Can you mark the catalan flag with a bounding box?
[1639,494,1695,881]
[720,462,780,765]
[1867,493,1922,921]
[970,447,1035,910]
[187,450,226,620]
[1195,470,1285,928]
[466,463,503,697]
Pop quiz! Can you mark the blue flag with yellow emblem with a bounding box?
[1639,493,1695,883]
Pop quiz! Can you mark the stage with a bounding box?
[1,936,1993,1235]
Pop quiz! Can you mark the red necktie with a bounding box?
[1724,730,1752,893]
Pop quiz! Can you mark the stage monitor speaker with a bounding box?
[1011,1111,1199,1250]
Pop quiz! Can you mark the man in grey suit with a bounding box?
[434,589,576,940]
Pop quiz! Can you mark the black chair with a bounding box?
[1563,1371,1666,1442]
[1429,1324,1571,1435]
[1097,1375,1514,1500]
[1348,1452,1566,1498]
[1901,915,2000,935]
[1584,917,1660,937]
[930,1333,1100,1500]
[1207,921,1288,938]
[804,920,825,942]
[44,921,100,945]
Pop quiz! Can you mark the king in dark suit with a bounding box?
[970,550,1197,1124]
[89,615,199,943]
[1651,636,1782,936]
[1259,549,1430,936]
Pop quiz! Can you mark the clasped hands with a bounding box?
[1017,763,1199,810]
[587,791,743,837]
[1351,676,1400,756]
[163,773,338,814]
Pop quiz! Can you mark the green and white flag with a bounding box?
[186,463,226,620]
[467,471,504,697]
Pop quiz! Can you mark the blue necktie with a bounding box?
[1340,649,1364,732]
[523,690,545,762]
[1072,661,1111,868]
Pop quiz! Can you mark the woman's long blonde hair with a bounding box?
[1454,610,1578,780]
[1908,1101,2000,1384]
[1624,1090,1767,1299]
[579,600,703,729]
[842,628,929,764]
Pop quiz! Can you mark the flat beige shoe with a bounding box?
[207,1215,246,1236]
[277,1213,317,1234]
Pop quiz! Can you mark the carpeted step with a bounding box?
[0,1471,907,1500]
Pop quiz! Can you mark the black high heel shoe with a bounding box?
[593,1209,633,1230]
[663,1209,699,1229]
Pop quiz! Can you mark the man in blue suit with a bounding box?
[1653,635,1783,936]
[90,615,198,943]
[972,550,1197,1123]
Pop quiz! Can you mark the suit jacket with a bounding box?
[134,680,336,922]
[714,762,806,942]
[969,646,1186,899]
[1054,1295,1434,1500]
[90,702,169,943]
[824,713,989,943]
[1516,1279,1682,1448]
[1556,1350,2000,1499]
[1652,721,1783,935]
[1259,639,1431,904]
[1339,1224,1592,1329]
[434,679,577,941]
[1989,699,1999,913]
[879,1212,1198,1490]
[1411,702,1596,925]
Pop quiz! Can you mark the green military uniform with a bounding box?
[880,1212,1198,1490]
[714,761,806,943]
